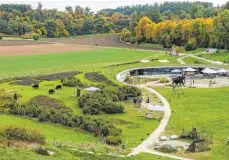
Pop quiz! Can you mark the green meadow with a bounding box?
[0,46,228,160]
[155,87,229,160]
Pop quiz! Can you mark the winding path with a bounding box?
[116,75,192,159]
[177,53,226,66]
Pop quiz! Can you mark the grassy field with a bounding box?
[198,51,229,63]
[0,147,174,160]
[0,114,96,144]
[139,43,163,49]
[0,48,164,79]
[155,87,229,160]
[182,57,210,65]
[0,77,160,151]
[0,45,228,159]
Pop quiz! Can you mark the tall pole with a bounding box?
[90,21,92,46]
[90,29,92,46]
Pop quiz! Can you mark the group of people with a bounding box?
[133,97,150,105]
[133,97,142,104]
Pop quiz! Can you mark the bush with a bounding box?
[120,28,131,42]
[157,145,177,153]
[62,76,84,87]
[106,136,121,145]
[2,127,45,144]
[32,33,40,40]
[184,38,198,51]
[118,86,141,98]
[102,103,124,114]
[21,33,33,39]
[35,146,49,156]
[109,29,115,34]
[0,34,3,40]
[82,102,102,115]
[5,100,121,145]
[129,37,136,44]
[159,77,170,83]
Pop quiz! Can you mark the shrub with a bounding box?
[157,145,177,153]
[62,76,84,87]
[102,103,124,114]
[2,127,45,144]
[129,37,136,44]
[21,33,33,39]
[118,86,141,98]
[82,102,102,115]
[120,28,131,42]
[35,146,49,156]
[159,77,170,83]
[32,33,40,40]
[109,29,115,33]
[184,38,198,51]
[106,136,121,145]
[5,100,121,145]
[0,34,3,40]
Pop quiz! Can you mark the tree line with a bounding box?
[121,9,229,50]
[0,2,227,39]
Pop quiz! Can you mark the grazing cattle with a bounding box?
[32,84,39,89]
[55,85,62,90]
[49,89,55,94]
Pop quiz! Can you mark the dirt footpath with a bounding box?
[0,43,94,56]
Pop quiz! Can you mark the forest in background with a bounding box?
[0,1,229,50]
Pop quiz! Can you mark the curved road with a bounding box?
[116,76,192,160]
[177,53,226,66]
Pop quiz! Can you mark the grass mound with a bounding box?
[28,95,70,111]
[36,71,81,81]
[9,78,39,86]
[85,72,116,86]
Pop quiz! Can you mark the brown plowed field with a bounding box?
[43,34,168,51]
[0,40,51,46]
[0,43,94,56]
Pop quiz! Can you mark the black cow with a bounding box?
[32,84,39,89]
[55,85,62,90]
[49,89,55,94]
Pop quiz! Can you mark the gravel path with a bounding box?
[116,73,192,159]
[177,53,226,66]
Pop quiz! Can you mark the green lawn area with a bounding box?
[198,51,229,63]
[0,78,160,152]
[0,46,228,159]
[0,114,96,144]
[155,87,229,160]
[0,147,174,160]
[139,43,163,49]
[0,48,163,79]
[183,48,206,54]
[2,37,27,40]
[182,57,210,65]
